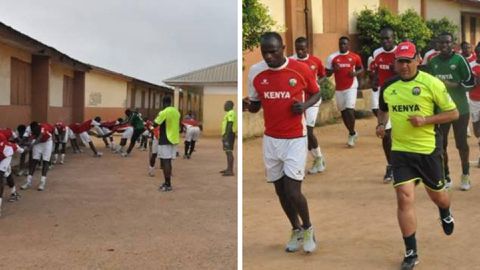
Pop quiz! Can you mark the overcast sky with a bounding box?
[0,0,237,86]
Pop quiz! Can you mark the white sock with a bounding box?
[60,154,65,162]
[40,176,46,183]
[0,198,2,209]
[310,147,322,158]
[27,175,32,183]
[53,153,58,161]
[10,186,16,195]
[149,166,154,170]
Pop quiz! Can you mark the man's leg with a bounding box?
[184,140,190,158]
[425,188,453,235]
[21,158,38,190]
[395,182,419,268]
[88,141,101,156]
[188,141,196,157]
[307,126,325,174]
[273,178,301,229]
[6,174,20,202]
[149,153,157,177]
[223,151,234,176]
[439,122,452,185]
[343,108,356,135]
[59,143,66,164]
[160,158,172,191]
[452,114,470,190]
[126,129,143,155]
[382,129,393,183]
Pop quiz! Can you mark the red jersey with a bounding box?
[0,141,14,161]
[69,119,92,134]
[463,52,477,63]
[469,61,480,101]
[55,122,67,134]
[0,128,14,141]
[372,46,397,88]
[32,123,53,142]
[152,126,160,140]
[421,49,439,65]
[248,58,319,138]
[326,51,363,91]
[182,119,199,127]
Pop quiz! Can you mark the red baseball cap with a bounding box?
[395,41,417,59]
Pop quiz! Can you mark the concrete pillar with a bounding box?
[31,55,50,123]
[174,87,180,108]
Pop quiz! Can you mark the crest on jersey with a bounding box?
[450,64,457,70]
[412,87,421,96]
[310,65,316,70]
[260,78,269,85]
[289,78,297,87]
[348,58,352,61]
[434,64,438,69]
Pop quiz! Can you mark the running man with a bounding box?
[21,122,54,191]
[469,45,480,176]
[371,27,397,183]
[246,32,320,253]
[182,117,201,159]
[326,36,364,147]
[461,41,476,63]
[154,96,180,192]
[221,101,236,176]
[376,41,458,270]
[426,32,475,189]
[121,109,145,157]
[291,36,326,174]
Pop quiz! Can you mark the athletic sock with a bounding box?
[40,176,46,183]
[310,147,322,158]
[349,131,356,136]
[403,233,417,253]
[26,175,32,183]
[439,207,451,219]
[10,186,16,195]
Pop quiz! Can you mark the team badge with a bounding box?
[310,65,316,70]
[260,78,269,85]
[412,87,421,96]
[289,78,297,87]
[391,89,397,95]
[450,64,457,70]
[434,64,438,69]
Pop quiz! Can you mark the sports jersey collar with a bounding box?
[296,54,310,60]
[400,70,419,82]
[385,46,397,53]
[268,57,289,71]
[339,51,350,55]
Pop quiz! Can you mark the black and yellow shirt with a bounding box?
[379,71,456,154]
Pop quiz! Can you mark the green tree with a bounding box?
[426,18,458,42]
[397,9,431,51]
[242,0,276,51]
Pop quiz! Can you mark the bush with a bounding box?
[356,8,431,58]
[320,79,335,101]
[242,0,276,51]
[426,18,458,43]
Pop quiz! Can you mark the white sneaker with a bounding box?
[460,174,471,191]
[121,151,128,157]
[285,228,303,252]
[37,180,46,191]
[347,132,358,148]
[307,156,326,174]
[20,180,32,190]
[303,226,316,253]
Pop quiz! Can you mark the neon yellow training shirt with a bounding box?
[222,109,237,135]
[380,71,456,154]
[154,106,180,144]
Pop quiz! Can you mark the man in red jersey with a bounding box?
[371,27,397,183]
[69,119,103,157]
[421,37,440,66]
[461,41,476,63]
[326,36,364,147]
[469,45,480,180]
[182,117,201,159]
[20,122,54,191]
[245,32,320,253]
[290,37,327,174]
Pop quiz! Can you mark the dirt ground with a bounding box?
[243,117,480,270]
[0,137,236,270]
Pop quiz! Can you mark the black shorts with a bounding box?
[391,148,446,191]
[222,132,235,151]
[131,128,145,143]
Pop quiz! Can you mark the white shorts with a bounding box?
[335,88,357,111]
[157,144,177,159]
[68,129,76,140]
[102,127,112,135]
[0,156,12,175]
[185,126,201,142]
[371,88,380,110]
[79,132,92,145]
[122,127,134,140]
[305,99,322,127]
[32,139,53,161]
[470,100,480,122]
[263,135,307,182]
[142,130,150,137]
[151,138,159,154]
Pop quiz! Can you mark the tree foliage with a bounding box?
[242,0,276,51]
[426,18,459,42]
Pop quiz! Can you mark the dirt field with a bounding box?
[0,137,236,270]
[243,117,480,270]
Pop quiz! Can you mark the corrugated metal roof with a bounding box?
[163,60,237,86]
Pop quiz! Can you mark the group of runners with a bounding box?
[0,95,239,217]
[245,28,480,269]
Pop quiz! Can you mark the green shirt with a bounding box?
[427,53,474,115]
[222,110,237,135]
[128,112,144,130]
[380,71,456,154]
[154,106,180,144]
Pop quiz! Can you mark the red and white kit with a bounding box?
[248,58,319,181]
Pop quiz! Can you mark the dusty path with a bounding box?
[243,117,480,270]
[0,137,236,270]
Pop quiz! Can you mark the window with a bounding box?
[10,57,31,105]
